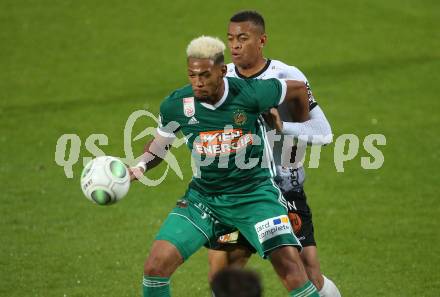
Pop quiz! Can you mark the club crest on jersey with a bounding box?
[233,110,247,126]
[183,97,195,117]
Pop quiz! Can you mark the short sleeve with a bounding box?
[249,78,287,113]
[157,99,179,138]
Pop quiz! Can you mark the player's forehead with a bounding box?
[227,21,261,37]
[187,57,215,73]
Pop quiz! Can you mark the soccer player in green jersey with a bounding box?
[207,11,341,297]
[129,36,320,296]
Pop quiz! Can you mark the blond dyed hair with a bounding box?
[186,36,225,64]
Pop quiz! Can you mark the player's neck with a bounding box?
[236,57,267,78]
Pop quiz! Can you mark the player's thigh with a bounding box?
[231,184,302,258]
[155,201,212,261]
[208,232,254,281]
[208,249,228,270]
[209,243,253,268]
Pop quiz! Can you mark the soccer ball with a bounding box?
[80,156,130,205]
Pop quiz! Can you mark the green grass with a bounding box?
[1,0,439,296]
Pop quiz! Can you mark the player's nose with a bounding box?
[195,78,204,87]
[229,40,241,49]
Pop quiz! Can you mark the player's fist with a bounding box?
[128,167,145,182]
[263,108,283,132]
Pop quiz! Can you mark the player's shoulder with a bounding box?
[226,76,251,89]
[226,76,279,99]
[160,84,193,112]
[269,59,307,81]
[165,84,193,101]
[227,76,275,87]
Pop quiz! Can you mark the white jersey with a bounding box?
[226,59,318,192]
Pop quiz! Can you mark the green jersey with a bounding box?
[158,77,286,195]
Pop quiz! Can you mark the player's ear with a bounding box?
[221,64,227,77]
[260,34,267,48]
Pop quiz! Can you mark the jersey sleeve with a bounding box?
[157,98,180,138]
[248,78,287,112]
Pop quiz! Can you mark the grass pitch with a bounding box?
[1,1,439,296]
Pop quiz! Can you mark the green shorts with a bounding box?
[155,180,301,260]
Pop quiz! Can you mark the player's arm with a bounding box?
[264,80,309,129]
[282,80,310,122]
[266,105,332,145]
[265,80,333,145]
[128,132,175,181]
[252,78,309,117]
[129,98,179,181]
[271,80,333,144]
[280,105,332,145]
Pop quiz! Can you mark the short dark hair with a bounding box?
[213,53,225,65]
[211,268,263,297]
[230,10,265,33]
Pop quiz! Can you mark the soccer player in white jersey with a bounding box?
[207,11,341,297]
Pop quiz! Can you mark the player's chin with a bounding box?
[233,59,250,69]
[194,91,205,98]
[231,55,242,64]
[195,94,210,101]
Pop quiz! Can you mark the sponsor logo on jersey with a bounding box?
[255,215,292,243]
[183,97,195,117]
[194,128,253,156]
[233,110,247,126]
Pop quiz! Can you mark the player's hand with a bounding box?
[263,108,283,132]
[128,167,145,182]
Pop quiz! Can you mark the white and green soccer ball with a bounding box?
[80,156,130,205]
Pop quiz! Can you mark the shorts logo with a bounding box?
[183,97,195,117]
[194,128,253,156]
[288,212,302,234]
[255,215,292,243]
[217,231,239,244]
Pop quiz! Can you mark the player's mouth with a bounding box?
[194,89,206,97]
[231,52,241,59]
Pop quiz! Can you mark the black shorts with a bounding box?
[211,188,316,253]
[283,189,316,247]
